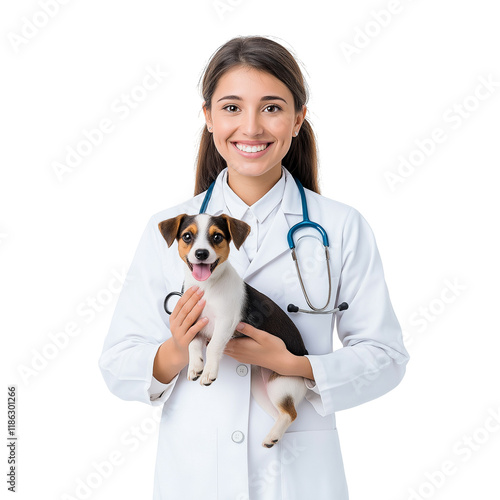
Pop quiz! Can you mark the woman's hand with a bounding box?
[223,322,295,375]
[168,285,208,366]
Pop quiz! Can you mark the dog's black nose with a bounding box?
[195,249,209,261]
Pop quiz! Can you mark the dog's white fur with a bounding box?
[180,214,307,447]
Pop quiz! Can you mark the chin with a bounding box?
[228,161,280,177]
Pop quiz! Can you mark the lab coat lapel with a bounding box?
[230,242,252,277]
[242,168,302,281]
[242,208,292,281]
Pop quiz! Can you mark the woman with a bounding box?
[99,35,410,499]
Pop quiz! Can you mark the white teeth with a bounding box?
[235,142,269,153]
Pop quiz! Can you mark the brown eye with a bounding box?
[182,232,192,243]
[213,233,223,244]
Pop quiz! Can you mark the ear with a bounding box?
[220,214,251,250]
[158,214,186,247]
[202,102,212,130]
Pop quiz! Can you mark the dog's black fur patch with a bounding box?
[209,216,231,241]
[240,283,308,356]
[177,215,198,239]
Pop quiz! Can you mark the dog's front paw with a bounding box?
[187,357,204,381]
[199,363,218,386]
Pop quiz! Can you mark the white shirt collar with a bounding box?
[221,166,286,223]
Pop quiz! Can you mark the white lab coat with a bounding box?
[98,167,409,500]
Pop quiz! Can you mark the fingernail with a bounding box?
[196,287,204,295]
[198,298,206,305]
[236,322,245,330]
[191,285,199,292]
[202,317,209,322]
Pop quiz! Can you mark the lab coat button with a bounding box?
[231,431,245,443]
[236,364,248,376]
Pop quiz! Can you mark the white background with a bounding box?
[1,0,499,499]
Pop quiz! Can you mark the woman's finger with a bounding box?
[185,316,209,343]
[235,322,263,340]
[172,286,203,325]
[170,285,197,321]
[181,298,206,331]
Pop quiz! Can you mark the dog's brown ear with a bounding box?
[158,214,186,247]
[220,214,251,250]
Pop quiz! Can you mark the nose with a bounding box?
[241,111,264,136]
[195,249,209,261]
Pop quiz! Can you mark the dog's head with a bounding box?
[158,213,251,282]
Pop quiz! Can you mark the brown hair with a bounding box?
[194,36,320,195]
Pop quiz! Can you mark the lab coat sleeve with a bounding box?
[303,208,410,416]
[98,214,180,407]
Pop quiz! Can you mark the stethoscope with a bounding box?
[164,175,348,316]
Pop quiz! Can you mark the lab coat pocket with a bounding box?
[154,422,218,500]
[280,429,348,500]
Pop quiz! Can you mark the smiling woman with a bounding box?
[98,35,409,500]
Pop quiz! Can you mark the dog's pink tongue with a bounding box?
[192,263,211,281]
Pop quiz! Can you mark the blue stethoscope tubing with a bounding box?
[286,178,336,313]
[164,175,348,315]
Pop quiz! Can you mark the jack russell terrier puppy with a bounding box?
[158,213,308,448]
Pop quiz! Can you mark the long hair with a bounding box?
[194,36,320,195]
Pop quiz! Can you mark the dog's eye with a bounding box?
[181,232,192,243]
[213,233,224,244]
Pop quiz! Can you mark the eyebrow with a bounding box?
[216,95,288,104]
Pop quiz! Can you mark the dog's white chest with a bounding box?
[199,301,217,339]
[189,271,246,341]
[198,292,243,339]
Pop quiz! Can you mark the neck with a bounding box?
[227,165,282,205]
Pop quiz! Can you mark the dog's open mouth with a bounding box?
[187,258,220,281]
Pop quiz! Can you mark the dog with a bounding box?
[158,213,309,448]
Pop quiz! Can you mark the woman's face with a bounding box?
[204,65,306,181]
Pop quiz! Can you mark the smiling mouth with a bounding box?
[232,142,272,153]
[186,258,220,281]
